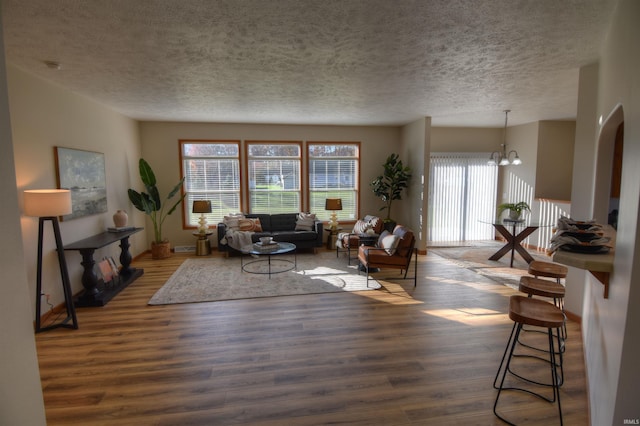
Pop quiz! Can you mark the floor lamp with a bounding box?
[23,189,79,333]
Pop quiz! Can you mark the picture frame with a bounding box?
[55,147,107,221]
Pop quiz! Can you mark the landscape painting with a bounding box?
[55,147,107,221]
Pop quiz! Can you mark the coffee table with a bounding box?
[240,242,297,278]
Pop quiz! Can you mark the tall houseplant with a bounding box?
[128,158,186,259]
[371,153,412,230]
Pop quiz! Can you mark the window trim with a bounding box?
[307,141,361,222]
[179,139,242,229]
[244,140,303,214]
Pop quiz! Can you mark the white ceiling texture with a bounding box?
[2,0,616,127]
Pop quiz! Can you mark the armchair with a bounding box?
[357,225,417,287]
[336,215,384,264]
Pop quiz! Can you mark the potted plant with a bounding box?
[371,153,412,231]
[498,201,530,221]
[128,158,186,259]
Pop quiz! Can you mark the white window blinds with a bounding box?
[429,153,498,243]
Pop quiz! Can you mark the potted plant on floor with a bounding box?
[371,153,412,232]
[498,201,530,221]
[128,158,186,259]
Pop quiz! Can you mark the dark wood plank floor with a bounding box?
[35,249,588,425]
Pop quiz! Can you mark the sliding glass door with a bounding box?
[428,153,498,243]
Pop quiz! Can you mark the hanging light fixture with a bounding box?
[488,110,522,166]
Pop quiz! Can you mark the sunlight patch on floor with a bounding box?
[422,307,508,326]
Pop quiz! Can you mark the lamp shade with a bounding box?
[23,189,72,217]
[192,200,212,214]
[325,198,342,211]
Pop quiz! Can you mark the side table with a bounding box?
[193,231,213,256]
[325,228,342,250]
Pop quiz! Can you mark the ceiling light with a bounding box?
[488,110,521,166]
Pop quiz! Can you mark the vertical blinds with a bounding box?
[429,153,498,243]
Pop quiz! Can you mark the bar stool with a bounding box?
[528,260,568,284]
[519,276,567,384]
[520,275,566,314]
[494,295,565,426]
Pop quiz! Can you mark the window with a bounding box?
[246,142,301,213]
[428,153,498,242]
[308,143,359,221]
[180,140,240,227]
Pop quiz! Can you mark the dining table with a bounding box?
[481,219,550,267]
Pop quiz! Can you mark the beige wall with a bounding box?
[535,121,575,201]
[430,126,502,152]
[0,15,47,424]
[8,65,143,315]
[576,1,640,423]
[138,121,403,247]
[401,117,430,252]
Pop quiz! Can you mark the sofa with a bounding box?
[217,213,324,253]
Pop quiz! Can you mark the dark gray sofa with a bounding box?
[217,213,323,253]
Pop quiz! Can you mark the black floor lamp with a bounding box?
[23,189,78,333]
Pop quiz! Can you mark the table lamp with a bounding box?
[192,200,212,234]
[325,198,342,231]
[23,189,78,332]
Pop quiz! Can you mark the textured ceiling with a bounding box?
[2,0,616,127]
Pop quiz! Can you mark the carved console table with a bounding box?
[64,228,144,307]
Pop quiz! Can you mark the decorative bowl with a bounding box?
[259,236,273,245]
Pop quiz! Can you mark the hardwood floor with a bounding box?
[36,249,588,425]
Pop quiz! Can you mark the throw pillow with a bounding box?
[223,213,244,231]
[380,234,400,255]
[238,218,262,232]
[377,230,390,247]
[352,219,370,234]
[295,212,316,231]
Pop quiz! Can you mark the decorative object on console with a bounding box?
[113,209,128,227]
[325,198,342,231]
[371,153,411,231]
[23,189,78,333]
[128,158,186,259]
[192,200,212,234]
[488,110,522,166]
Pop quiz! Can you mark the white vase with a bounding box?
[113,210,128,227]
[508,210,521,221]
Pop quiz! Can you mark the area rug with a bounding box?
[149,252,381,305]
[429,241,550,290]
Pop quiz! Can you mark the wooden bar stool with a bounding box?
[528,260,568,284]
[519,276,567,380]
[494,295,565,426]
[520,275,565,312]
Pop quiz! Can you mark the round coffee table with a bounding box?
[240,242,297,278]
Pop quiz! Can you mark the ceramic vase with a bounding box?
[113,210,128,227]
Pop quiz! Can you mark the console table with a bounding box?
[64,228,144,307]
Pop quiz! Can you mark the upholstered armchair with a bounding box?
[357,225,417,287]
[336,215,384,264]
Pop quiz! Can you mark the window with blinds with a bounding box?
[180,141,241,226]
[308,143,359,221]
[247,142,301,213]
[428,153,498,243]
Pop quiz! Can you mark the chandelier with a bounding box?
[488,110,522,166]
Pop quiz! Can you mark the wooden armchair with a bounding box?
[357,225,417,287]
[336,215,383,264]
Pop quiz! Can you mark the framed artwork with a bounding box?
[55,147,108,221]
